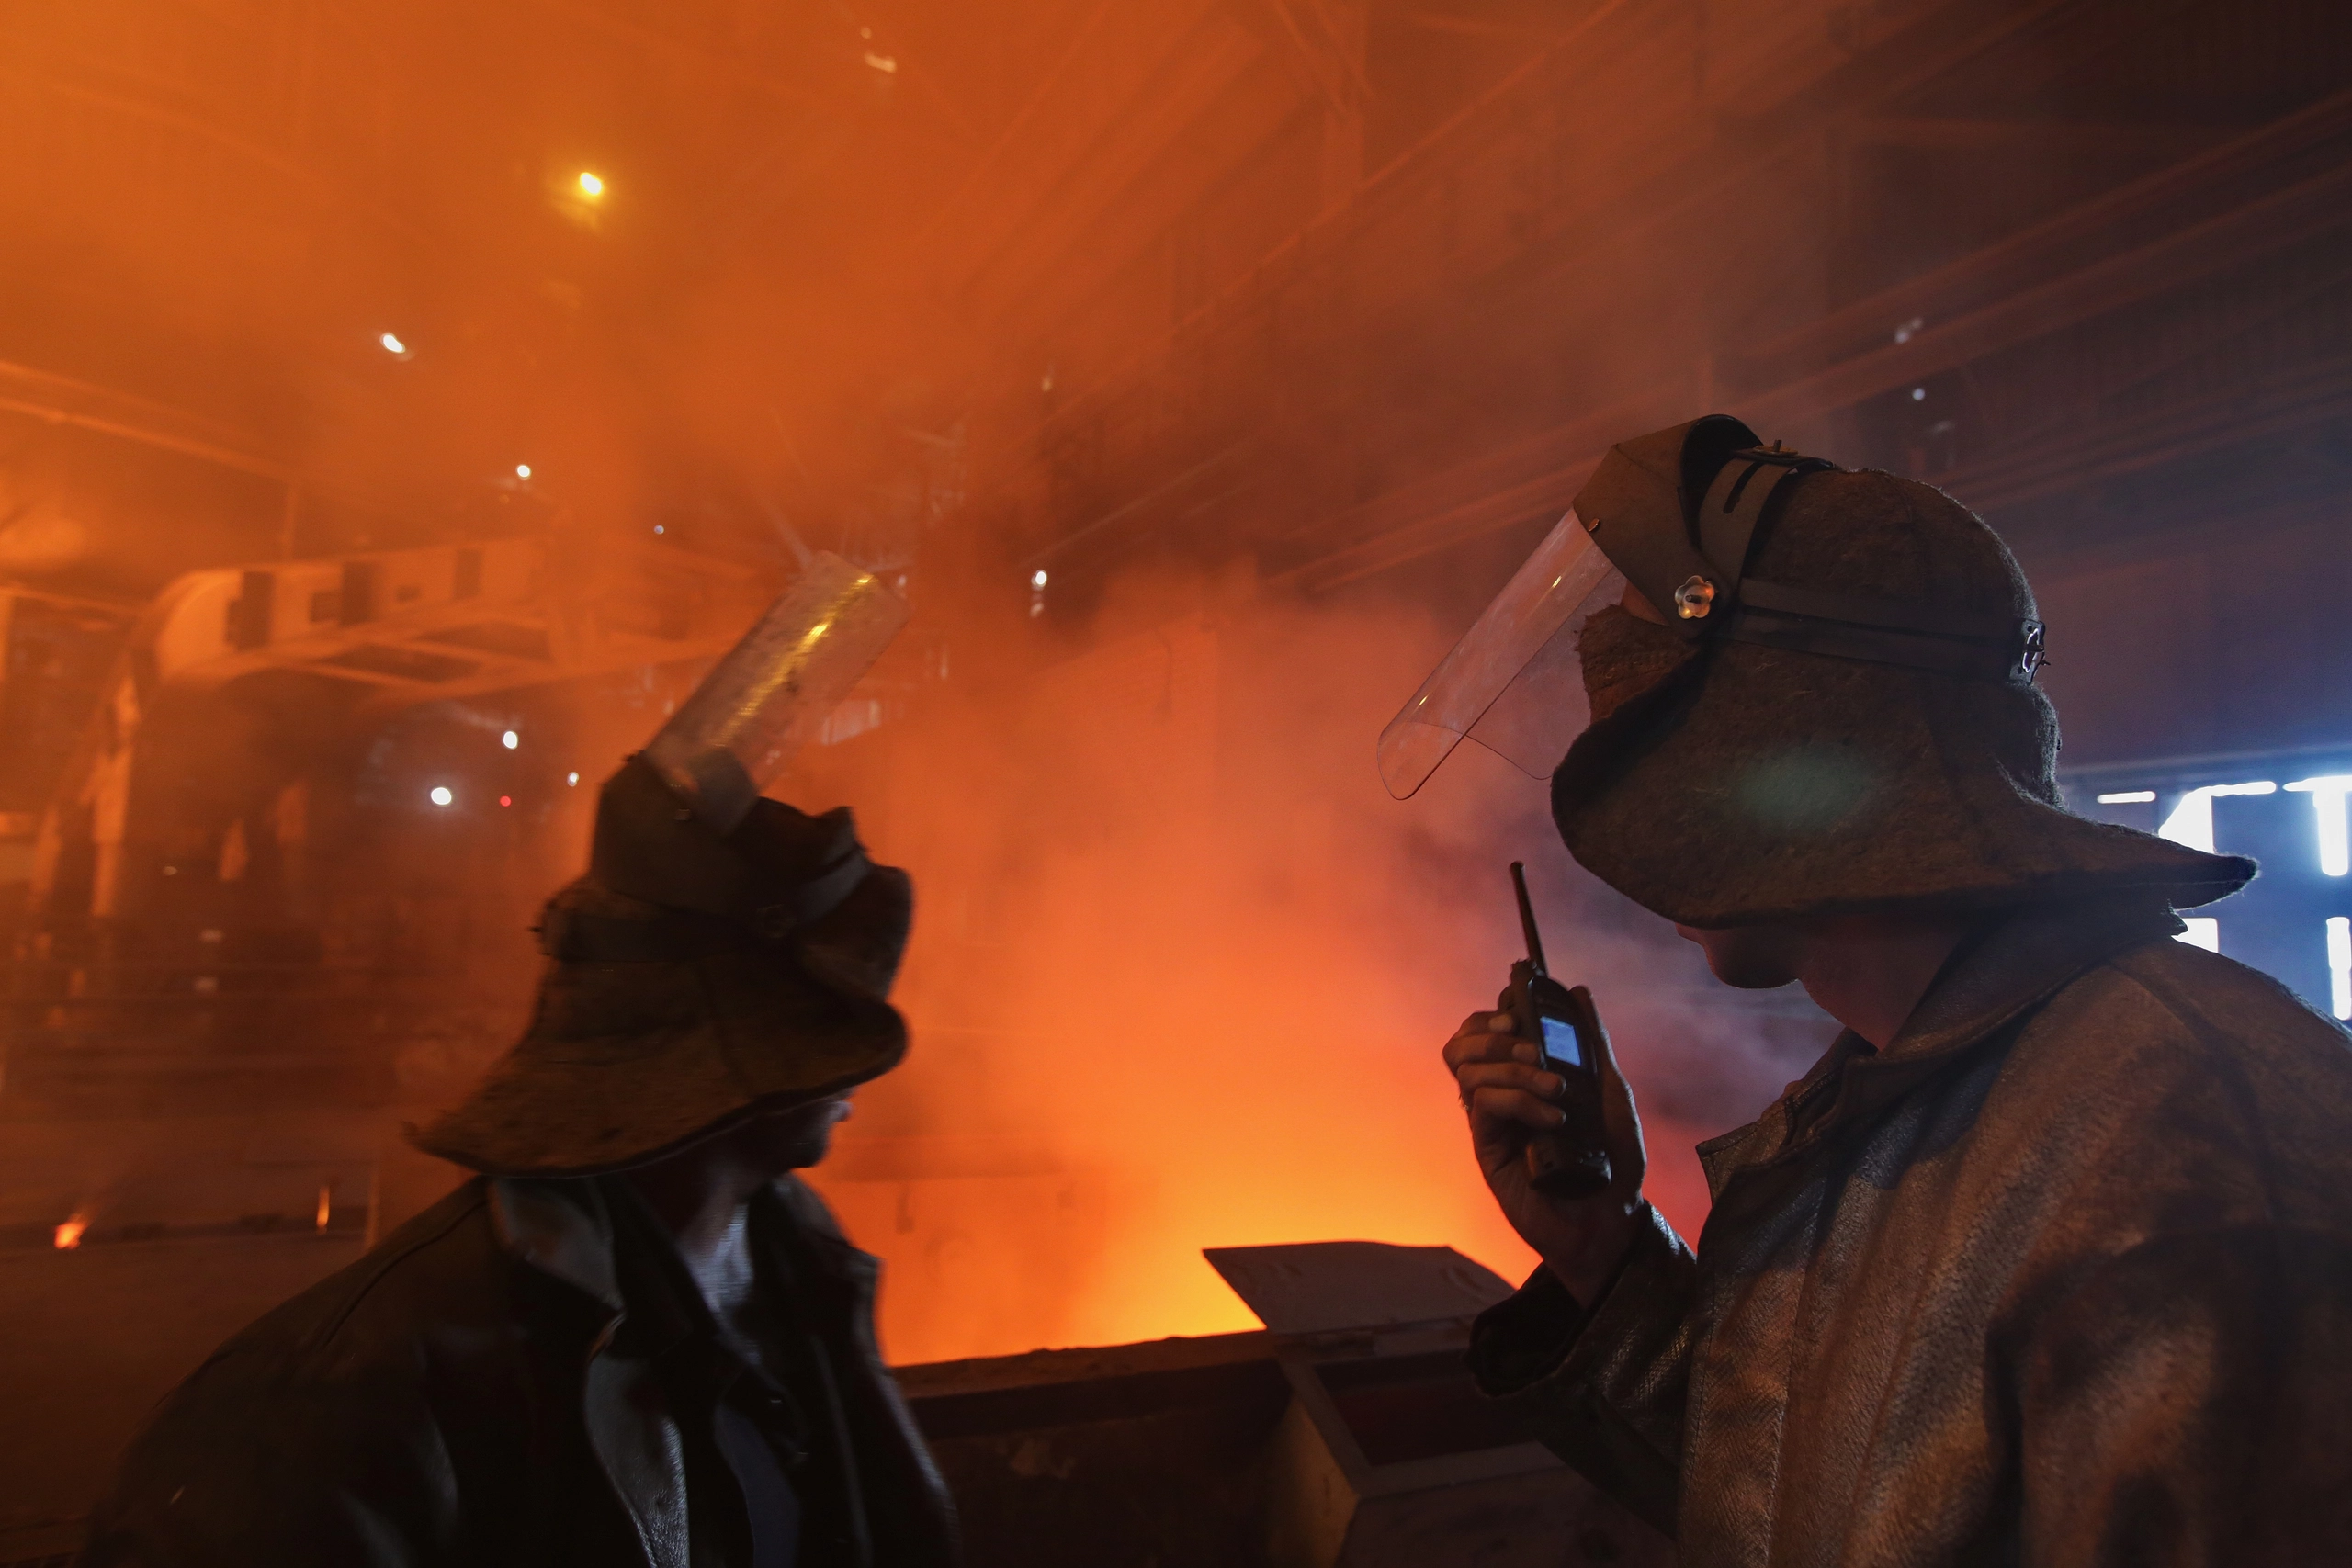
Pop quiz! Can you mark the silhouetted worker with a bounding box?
[1400,418,2352,1562]
[82,758,956,1568]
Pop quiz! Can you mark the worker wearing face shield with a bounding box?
[1390,418,2352,1564]
[83,561,956,1568]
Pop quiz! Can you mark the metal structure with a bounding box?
[2,532,771,1122]
[902,1240,1668,1568]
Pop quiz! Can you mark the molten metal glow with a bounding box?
[53,1214,87,1250]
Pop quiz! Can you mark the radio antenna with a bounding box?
[1510,861,1549,978]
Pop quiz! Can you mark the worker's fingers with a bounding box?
[1466,1085,1566,1133]
[1442,1012,1536,1073]
[1454,1061,1562,1100]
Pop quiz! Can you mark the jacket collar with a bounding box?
[489,1172,878,1330]
[1696,893,2185,1199]
[492,1176,625,1312]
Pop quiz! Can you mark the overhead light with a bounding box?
[653,525,665,535]
[567,772,580,786]
[515,464,532,480]
[379,332,409,356]
[865,51,898,73]
[1909,387,1927,401]
[577,171,605,199]
[429,785,454,807]
[1030,570,1048,590]
[502,729,519,750]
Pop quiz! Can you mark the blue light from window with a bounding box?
[2158,782,2277,854]
[2329,917,2351,1021]
[2284,776,2352,877]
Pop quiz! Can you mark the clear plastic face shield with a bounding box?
[644,551,908,832]
[1378,509,1626,800]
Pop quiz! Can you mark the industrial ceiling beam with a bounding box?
[1934,351,2352,517]
[0,360,296,486]
[1268,89,2352,592]
[1730,158,2352,431]
[1024,0,2086,456]
[1733,87,2352,387]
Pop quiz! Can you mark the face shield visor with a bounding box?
[1380,414,2051,803]
[645,551,908,832]
[1378,509,1625,799]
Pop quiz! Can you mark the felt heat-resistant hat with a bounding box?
[412,757,911,1177]
[1551,461,2253,926]
[1382,415,2254,927]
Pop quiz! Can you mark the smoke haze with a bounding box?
[760,566,1827,1363]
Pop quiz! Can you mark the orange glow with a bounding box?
[316,1185,332,1232]
[575,171,605,200]
[775,578,1734,1364]
[53,1214,87,1250]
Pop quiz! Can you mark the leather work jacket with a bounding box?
[1470,896,2352,1565]
[81,1175,957,1568]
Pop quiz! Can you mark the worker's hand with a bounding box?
[1443,1000,1647,1306]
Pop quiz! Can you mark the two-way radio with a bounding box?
[1504,862,1613,1198]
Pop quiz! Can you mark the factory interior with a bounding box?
[1,0,2348,1562]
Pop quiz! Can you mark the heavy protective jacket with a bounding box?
[82,1175,957,1568]
[1469,895,2352,1565]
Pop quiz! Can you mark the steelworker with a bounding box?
[81,753,956,1567]
[1389,417,2352,1562]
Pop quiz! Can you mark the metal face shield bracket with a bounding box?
[1571,414,1822,637]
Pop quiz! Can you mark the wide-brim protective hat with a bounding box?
[412,758,911,1176]
[1551,465,2252,926]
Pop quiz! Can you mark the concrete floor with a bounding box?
[0,1231,365,1558]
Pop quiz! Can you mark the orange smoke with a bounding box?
[776,571,1738,1364]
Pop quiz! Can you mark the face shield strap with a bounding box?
[1696,448,1835,594]
[1724,578,2047,686]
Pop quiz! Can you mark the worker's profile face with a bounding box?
[731,1092,855,1175]
[1676,920,1807,989]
